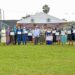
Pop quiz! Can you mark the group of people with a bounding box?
[32,26,75,45]
[0,26,75,45]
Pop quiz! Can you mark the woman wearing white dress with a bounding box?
[1,28,6,44]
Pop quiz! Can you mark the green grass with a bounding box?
[0,44,75,75]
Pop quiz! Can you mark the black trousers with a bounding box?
[34,37,39,45]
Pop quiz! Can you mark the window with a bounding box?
[31,19,34,22]
[47,18,50,22]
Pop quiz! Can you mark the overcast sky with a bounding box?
[0,0,75,21]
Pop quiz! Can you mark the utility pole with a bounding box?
[0,9,1,43]
[2,9,5,20]
[0,9,2,20]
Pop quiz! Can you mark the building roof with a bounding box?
[17,12,66,24]
[0,20,18,30]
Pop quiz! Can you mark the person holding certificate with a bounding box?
[67,30,73,45]
[56,31,61,45]
[22,27,28,45]
[16,26,22,45]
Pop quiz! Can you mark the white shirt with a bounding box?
[52,30,56,34]
[33,28,40,37]
[28,33,32,36]
[61,31,65,35]
[73,29,75,33]
[67,30,71,34]
[17,31,21,34]
[10,32,15,35]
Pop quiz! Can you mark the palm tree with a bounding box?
[42,4,50,14]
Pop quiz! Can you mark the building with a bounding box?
[17,12,67,29]
[0,20,18,30]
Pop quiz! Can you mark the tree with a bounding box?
[22,15,30,19]
[42,4,50,14]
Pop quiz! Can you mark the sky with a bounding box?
[0,0,75,21]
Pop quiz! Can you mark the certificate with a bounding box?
[73,30,75,33]
[28,33,32,36]
[24,31,28,34]
[17,32,21,34]
[67,31,71,34]
[61,32,65,35]
[56,32,59,35]
[10,32,15,35]
[52,30,56,33]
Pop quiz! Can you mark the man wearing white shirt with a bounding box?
[33,26,40,45]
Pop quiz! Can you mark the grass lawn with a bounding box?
[0,44,75,75]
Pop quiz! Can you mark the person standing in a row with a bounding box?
[67,30,73,45]
[39,26,45,45]
[10,28,15,45]
[73,29,75,41]
[52,29,56,44]
[6,27,10,45]
[28,30,33,42]
[16,26,22,45]
[61,31,67,45]
[0,30,1,44]
[13,26,17,45]
[46,28,53,45]
[1,27,6,44]
[33,26,40,45]
[56,31,61,45]
[22,27,28,45]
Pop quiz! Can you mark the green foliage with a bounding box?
[42,4,50,14]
